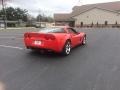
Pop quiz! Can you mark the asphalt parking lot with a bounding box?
[0,28,120,90]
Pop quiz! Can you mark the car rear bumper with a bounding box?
[24,38,62,53]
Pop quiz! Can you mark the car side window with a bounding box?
[68,28,78,34]
[52,28,66,33]
[39,28,66,33]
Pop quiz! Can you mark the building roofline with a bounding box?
[72,1,120,10]
[72,7,120,17]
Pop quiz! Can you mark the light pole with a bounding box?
[1,0,7,29]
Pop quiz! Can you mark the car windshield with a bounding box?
[39,28,66,33]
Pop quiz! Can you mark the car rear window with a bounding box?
[39,28,66,33]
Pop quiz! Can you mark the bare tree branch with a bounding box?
[0,0,11,4]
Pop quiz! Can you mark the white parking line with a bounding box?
[0,37,23,39]
[0,45,24,50]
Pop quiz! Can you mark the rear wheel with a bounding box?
[62,41,71,56]
[82,36,86,45]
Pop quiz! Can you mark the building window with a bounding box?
[91,22,94,27]
[115,21,118,25]
[81,22,83,27]
[97,22,99,26]
[105,21,108,26]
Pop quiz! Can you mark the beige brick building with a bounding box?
[54,1,120,27]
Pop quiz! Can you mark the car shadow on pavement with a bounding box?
[25,45,87,60]
[25,51,67,63]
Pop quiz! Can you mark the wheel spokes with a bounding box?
[66,43,71,54]
[83,37,86,44]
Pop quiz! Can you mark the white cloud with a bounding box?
[82,0,119,5]
[6,0,120,17]
[6,0,78,16]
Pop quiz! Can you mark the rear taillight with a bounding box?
[45,34,56,40]
[24,33,31,38]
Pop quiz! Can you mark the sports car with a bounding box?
[24,26,86,55]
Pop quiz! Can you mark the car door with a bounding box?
[68,28,80,47]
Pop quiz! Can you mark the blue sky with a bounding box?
[6,0,120,16]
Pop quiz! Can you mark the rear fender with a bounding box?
[56,34,71,52]
[79,32,86,42]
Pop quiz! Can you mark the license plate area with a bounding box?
[34,40,42,45]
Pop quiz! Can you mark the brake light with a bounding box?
[45,34,56,40]
[24,33,31,38]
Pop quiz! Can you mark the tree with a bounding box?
[0,7,28,22]
[36,9,54,23]
[36,14,54,22]
[47,16,54,22]
[26,14,36,27]
[0,0,9,29]
[36,14,43,22]
[15,8,28,22]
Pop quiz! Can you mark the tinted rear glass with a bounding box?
[39,28,66,33]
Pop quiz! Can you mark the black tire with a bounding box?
[62,41,71,56]
[82,35,86,45]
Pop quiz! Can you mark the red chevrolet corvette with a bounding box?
[24,26,86,55]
